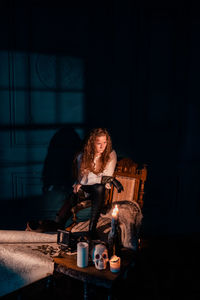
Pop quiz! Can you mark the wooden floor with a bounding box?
[2,235,200,300]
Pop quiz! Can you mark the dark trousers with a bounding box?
[81,184,105,234]
[57,184,105,234]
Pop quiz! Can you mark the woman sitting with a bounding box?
[27,128,122,236]
[57,127,118,238]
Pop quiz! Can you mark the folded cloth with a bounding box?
[100,200,143,250]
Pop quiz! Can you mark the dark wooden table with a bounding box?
[53,248,136,300]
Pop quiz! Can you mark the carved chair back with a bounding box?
[105,158,147,209]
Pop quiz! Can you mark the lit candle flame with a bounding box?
[112,205,119,218]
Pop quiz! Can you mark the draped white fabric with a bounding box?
[0,230,57,244]
[0,230,58,297]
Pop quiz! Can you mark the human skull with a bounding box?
[92,244,109,270]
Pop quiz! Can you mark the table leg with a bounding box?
[83,281,88,300]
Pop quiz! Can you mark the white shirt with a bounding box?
[76,150,117,186]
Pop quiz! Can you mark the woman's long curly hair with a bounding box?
[78,128,112,178]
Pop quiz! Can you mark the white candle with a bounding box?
[77,242,89,268]
[109,255,121,273]
[111,205,119,231]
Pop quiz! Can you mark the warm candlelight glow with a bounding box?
[112,205,119,218]
[110,255,121,273]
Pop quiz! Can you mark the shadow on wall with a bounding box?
[0,127,82,230]
[42,126,82,191]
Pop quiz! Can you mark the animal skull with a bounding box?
[92,244,109,270]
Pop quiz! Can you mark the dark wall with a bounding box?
[86,0,200,236]
[0,0,200,236]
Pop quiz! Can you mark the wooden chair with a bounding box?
[105,157,147,209]
[63,158,147,244]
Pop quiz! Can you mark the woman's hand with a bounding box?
[73,183,82,194]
